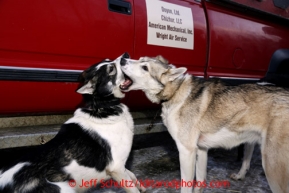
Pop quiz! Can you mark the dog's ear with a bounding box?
[78,69,95,83]
[168,67,187,81]
[155,55,168,64]
[78,71,86,83]
[77,70,94,94]
[76,81,94,94]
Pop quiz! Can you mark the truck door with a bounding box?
[130,0,207,109]
[203,0,289,82]
[133,0,207,76]
[0,0,134,114]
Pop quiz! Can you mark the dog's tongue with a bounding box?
[120,78,132,90]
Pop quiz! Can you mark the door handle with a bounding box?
[108,0,131,15]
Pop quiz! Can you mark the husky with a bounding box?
[120,54,289,193]
[0,54,145,193]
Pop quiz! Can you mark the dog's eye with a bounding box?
[109,65,114,73]
[142,66,148,71]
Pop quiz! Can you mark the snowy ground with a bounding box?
[0,132,271,193]
[89,132,271,193]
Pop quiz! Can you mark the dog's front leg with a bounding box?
[194,148,208,193]
[109,167,141,193]
[126,169,146,192]
[177,142,198,193]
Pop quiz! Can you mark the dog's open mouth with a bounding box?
[120,74,133,90]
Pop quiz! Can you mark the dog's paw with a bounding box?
[139,187,146,192]
[193,188,203,193]
[230,173,245,181]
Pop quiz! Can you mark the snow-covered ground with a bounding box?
[0,132,271,193]
[91,132,271,193]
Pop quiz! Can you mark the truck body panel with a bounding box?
[0,0,288,115]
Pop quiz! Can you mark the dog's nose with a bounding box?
[122,52,130,59]
[120,57,127,66]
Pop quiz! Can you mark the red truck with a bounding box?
[0,0,289,115]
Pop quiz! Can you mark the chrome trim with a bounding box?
[209,76,260,81]
[0,66,82,73]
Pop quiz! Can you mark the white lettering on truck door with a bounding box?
[145,0,194,50]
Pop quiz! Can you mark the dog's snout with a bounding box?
[120,58,127,66]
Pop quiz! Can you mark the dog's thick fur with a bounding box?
[120,55,289,193]
[0,55,145,193]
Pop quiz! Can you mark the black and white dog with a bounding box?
[0,54,144,193]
